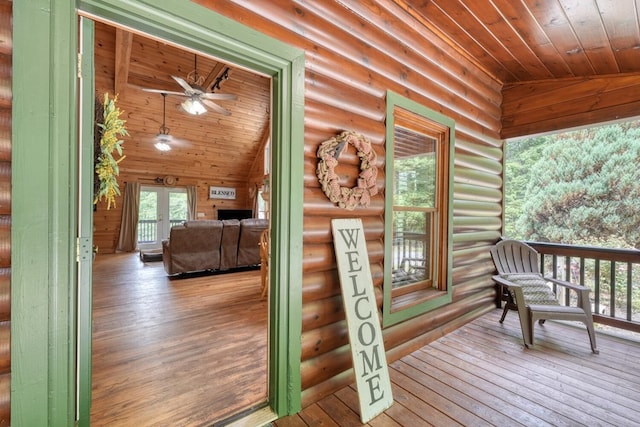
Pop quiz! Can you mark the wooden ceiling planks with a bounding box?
[93,20,270,185]
[401,0,640,83]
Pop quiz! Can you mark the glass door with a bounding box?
[138,186,188,250]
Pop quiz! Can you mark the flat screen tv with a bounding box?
[217,209,253,220]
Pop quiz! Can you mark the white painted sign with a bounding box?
[331,218,393,423]
[208,186,236,200]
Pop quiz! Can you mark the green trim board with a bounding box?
[382,91,455,327]
[13,1,304,425]
[12,1,79,426]
[78,17,96,425]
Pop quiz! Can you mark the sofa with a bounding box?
[162,218,268,276]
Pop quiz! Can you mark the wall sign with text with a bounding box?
[209,186,236,200]
[331,218,393,423]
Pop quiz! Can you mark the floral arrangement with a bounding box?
[95,93,128,209]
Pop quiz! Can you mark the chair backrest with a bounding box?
[490,239,540,275]
[260,228,270,265]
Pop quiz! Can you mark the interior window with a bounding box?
[384,92,454,326]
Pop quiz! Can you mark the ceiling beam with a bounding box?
[203,63,226,91]
[114,28,133,95]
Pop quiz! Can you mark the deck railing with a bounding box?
[527,241,640,333]
[137,219,185,243]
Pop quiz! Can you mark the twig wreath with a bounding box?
[316,131,378,210]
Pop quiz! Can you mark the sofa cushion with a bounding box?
[237,218,269,267]
[220,219,240,270]
[163,220,223,274]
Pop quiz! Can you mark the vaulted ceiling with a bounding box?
[94,21,271,183]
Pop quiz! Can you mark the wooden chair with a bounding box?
[490,239,598,353]
[259,228,270,298]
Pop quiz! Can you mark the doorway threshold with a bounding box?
[218,404,277,427]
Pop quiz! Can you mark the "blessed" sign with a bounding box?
[331,218,393,423]
[209,186,236,200]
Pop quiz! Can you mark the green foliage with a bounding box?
[506,122,640,249]
[394,154,436,232]
[504,136,549,237]
[94,93,128,209]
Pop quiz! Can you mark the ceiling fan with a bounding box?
[142,56,237,116]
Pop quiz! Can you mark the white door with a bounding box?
[138,186,188,250]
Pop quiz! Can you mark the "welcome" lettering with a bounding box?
[332,218,393,422]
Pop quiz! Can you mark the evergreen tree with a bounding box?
[514,124,640,248]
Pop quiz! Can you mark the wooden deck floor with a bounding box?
[275,309,640,427]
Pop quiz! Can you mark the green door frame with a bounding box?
[12,1,304,425]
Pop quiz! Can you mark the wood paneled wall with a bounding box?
[0,1,10,424]
[501,73,640,139]
[194,0,502,405]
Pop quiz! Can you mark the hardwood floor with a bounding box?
[275,309,640,426]
[91,253,268,426]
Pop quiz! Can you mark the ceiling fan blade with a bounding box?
[172,76,196,94]
[142,88,187,97]
[202,99,231,116]
[201,93,237,101]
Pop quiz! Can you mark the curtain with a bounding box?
[116,182,140,252]
[187,185,197,220]
[252,183,259,218]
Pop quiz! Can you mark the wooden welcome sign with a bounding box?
[331,218,393,423]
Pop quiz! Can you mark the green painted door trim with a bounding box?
[12,1,79,426]
[13,0,304,425]
[78,17,96,426]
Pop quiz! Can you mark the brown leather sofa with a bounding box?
[162,218,268,276]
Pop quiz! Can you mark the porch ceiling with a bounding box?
[399,0,640,84]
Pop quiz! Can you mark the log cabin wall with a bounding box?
[501,73,640,139]
[0,1,9,424]
[193,0,503,405]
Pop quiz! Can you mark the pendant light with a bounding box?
[154,93,172,151]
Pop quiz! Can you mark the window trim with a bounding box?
[383,91,455,327]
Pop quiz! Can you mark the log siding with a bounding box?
[194,0,503,405]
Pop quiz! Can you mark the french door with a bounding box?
[138,186,188,250]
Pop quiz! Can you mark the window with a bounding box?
[383,91,454,326]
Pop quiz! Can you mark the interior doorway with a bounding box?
[87,19,272,425]
[76,4,304,425]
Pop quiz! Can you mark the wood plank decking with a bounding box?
[274,310,640,427]
[91,253,640,427]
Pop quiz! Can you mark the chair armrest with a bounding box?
[546,277,589,293]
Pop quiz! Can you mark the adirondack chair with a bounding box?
[490,239,598,353]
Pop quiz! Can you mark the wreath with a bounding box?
[94,93,128,209]
[316,131,378,210]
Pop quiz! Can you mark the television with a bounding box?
[217,209,253,220]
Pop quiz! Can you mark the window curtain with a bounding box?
[252,183,259,218]
[116,182,140,252]
[186,185,197,220]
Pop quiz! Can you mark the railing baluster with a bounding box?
[627,262,633,322]
[610,261,616,318]
[595,259,601,315]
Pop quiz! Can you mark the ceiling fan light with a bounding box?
[181,97,207,115]
[154,141,171,152]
